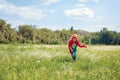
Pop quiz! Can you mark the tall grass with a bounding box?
[0,44,120,80]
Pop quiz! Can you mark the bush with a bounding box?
[50,39,60,44]
[0,38,10,44]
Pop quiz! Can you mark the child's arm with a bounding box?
[76,41,87,48]
[68,42,73,53]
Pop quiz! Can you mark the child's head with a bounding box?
[70,34,78,42]
[73,37,76,42]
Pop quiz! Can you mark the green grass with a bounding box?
[0,44,120,80]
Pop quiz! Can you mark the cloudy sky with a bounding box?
[0,0,120,32]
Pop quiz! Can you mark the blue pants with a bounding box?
[71,51,76,61]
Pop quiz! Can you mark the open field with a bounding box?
[0,44,120,80]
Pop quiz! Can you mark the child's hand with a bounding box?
[70,49,73,53]
[85,45,88,48]
[70,50,73,53]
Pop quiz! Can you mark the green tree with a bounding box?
[70,26,73,31]
[0,19,16,43]
[18,25,36,43]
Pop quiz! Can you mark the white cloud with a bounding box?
[17,7,45,19]
[42,0,59,6]
[78,0,88,3]
[93,0,99,3]
[64,7,94,19]
[76,4,86,7]
[0,0,45,19]
[97,16,101,19]
[49,9,55,13]
[78,0,99,3]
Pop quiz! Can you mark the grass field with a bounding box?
[0,44,120,80]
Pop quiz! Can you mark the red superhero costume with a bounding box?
[68,34,87,54]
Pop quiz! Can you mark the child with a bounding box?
[68,34,87,61]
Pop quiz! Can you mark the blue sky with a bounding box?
[0,0,120,32]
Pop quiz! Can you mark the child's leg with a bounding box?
[71,53,74,60]
[73,51,76,61]
[71,51,76,61]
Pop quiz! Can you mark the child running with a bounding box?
[68,34,87,61]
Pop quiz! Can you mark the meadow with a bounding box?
[0,44,120,80]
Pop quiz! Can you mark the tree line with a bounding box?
[0,19,120,45]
